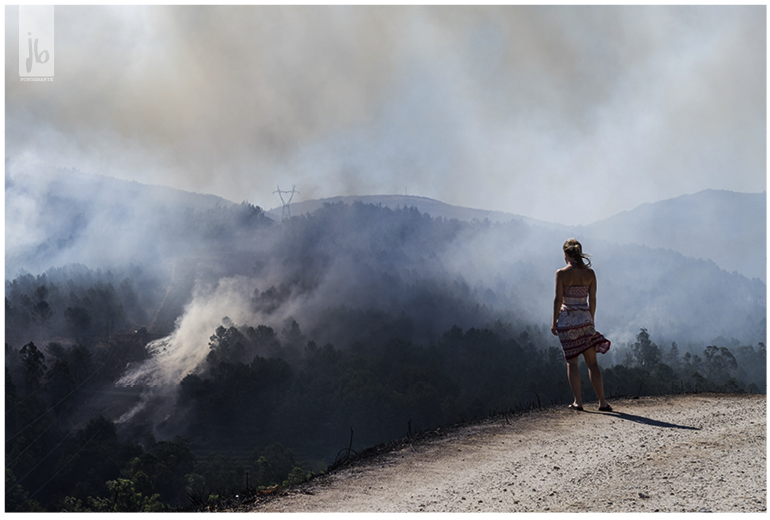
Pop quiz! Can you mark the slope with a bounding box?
[581,190,766,282]
[265,194,564,229]
[5,165,238,278]
[267,190,766,282]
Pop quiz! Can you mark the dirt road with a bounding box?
[245,393,765,513]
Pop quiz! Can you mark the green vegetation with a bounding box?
[5,201,765,511]
[6,321,765,511]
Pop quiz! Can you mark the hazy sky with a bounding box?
[5,5,766,225]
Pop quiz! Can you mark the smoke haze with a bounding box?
[5,5,766,225]
[5,8,766,510]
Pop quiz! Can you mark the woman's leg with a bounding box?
[582,347,609,408]
[566,356,582,407]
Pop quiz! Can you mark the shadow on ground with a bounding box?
[589,409,700,430]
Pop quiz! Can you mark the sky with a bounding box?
[5,5,767,225]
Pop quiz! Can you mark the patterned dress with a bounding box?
[556,285,611,360]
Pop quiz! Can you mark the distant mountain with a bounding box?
[5,168,765,351]
[266,194,565,230]
[580,190,766,282]
[270,190,766,282]
[47,168,236,212]
[5,166,239,277]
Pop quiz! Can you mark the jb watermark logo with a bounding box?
[19,5,54,81]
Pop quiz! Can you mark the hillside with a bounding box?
[265,194,562,229]
[5,169,765,348]
[9,165,763,283]
[5,166,237,278]
[5,168,766,512]
[243,393,766,513]
[267,190,766,282]
[581,190,766,282]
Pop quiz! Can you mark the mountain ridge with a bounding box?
[266,189,766,281]
[267,194,565,230]
[7,165,764,281]
[579,189,766,282]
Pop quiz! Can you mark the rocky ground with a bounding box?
[237,393,766,513]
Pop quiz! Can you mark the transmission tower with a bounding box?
[274,185,299,220]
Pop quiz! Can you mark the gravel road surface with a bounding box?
[243,393,766,513]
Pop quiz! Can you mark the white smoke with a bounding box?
[6,6,765,226]
[116,275,256,387]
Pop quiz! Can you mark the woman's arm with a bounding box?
[551,270,564,335]
[588,270,597,322]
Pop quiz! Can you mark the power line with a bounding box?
[5,359,70,414]
[5,397,78,468]
[5,358,105,445]
[7,339,129,510]
[6,338,122,463]
[11,418,78,488]
[14,407,115,512]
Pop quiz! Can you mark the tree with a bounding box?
[184,472,208,505]
[665,341,681,372]
[45,359,76,415]
[284,466,308,486]
[245,324,281,358]
[192,453,245,498]
[251,443,298,487]
[682,351,702,376]
[632,328,661,367]
[67,345,95,386]
[207,325,247,365]
[104,478,165,512]
[6,367,18,433]
[131,437,196,506]
[733,343,766,391]
[68,479,165,512]
[690,371,708,392]
[281,318,304,348]
[19,342,47,392]
[64,306,92,343]
[6,467,32,512]
[31,300,54,338]
[35,285,49,302]
[88,283,124,341]
[703,346,738,385]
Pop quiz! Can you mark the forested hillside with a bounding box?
[269,190,766,282]
[5,173,766,512]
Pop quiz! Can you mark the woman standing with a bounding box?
[550,239,612,412]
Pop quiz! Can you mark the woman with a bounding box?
[550,238,612,412]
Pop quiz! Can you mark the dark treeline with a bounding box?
[6,318,765,511]
[176,320,766,462]
[6,199,274,342]
[7,196,765,348]
[5,264,162,348]
[5,198,766,511]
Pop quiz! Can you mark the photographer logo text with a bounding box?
[19,6,54,81]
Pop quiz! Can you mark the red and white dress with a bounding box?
[556,285,611,360]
